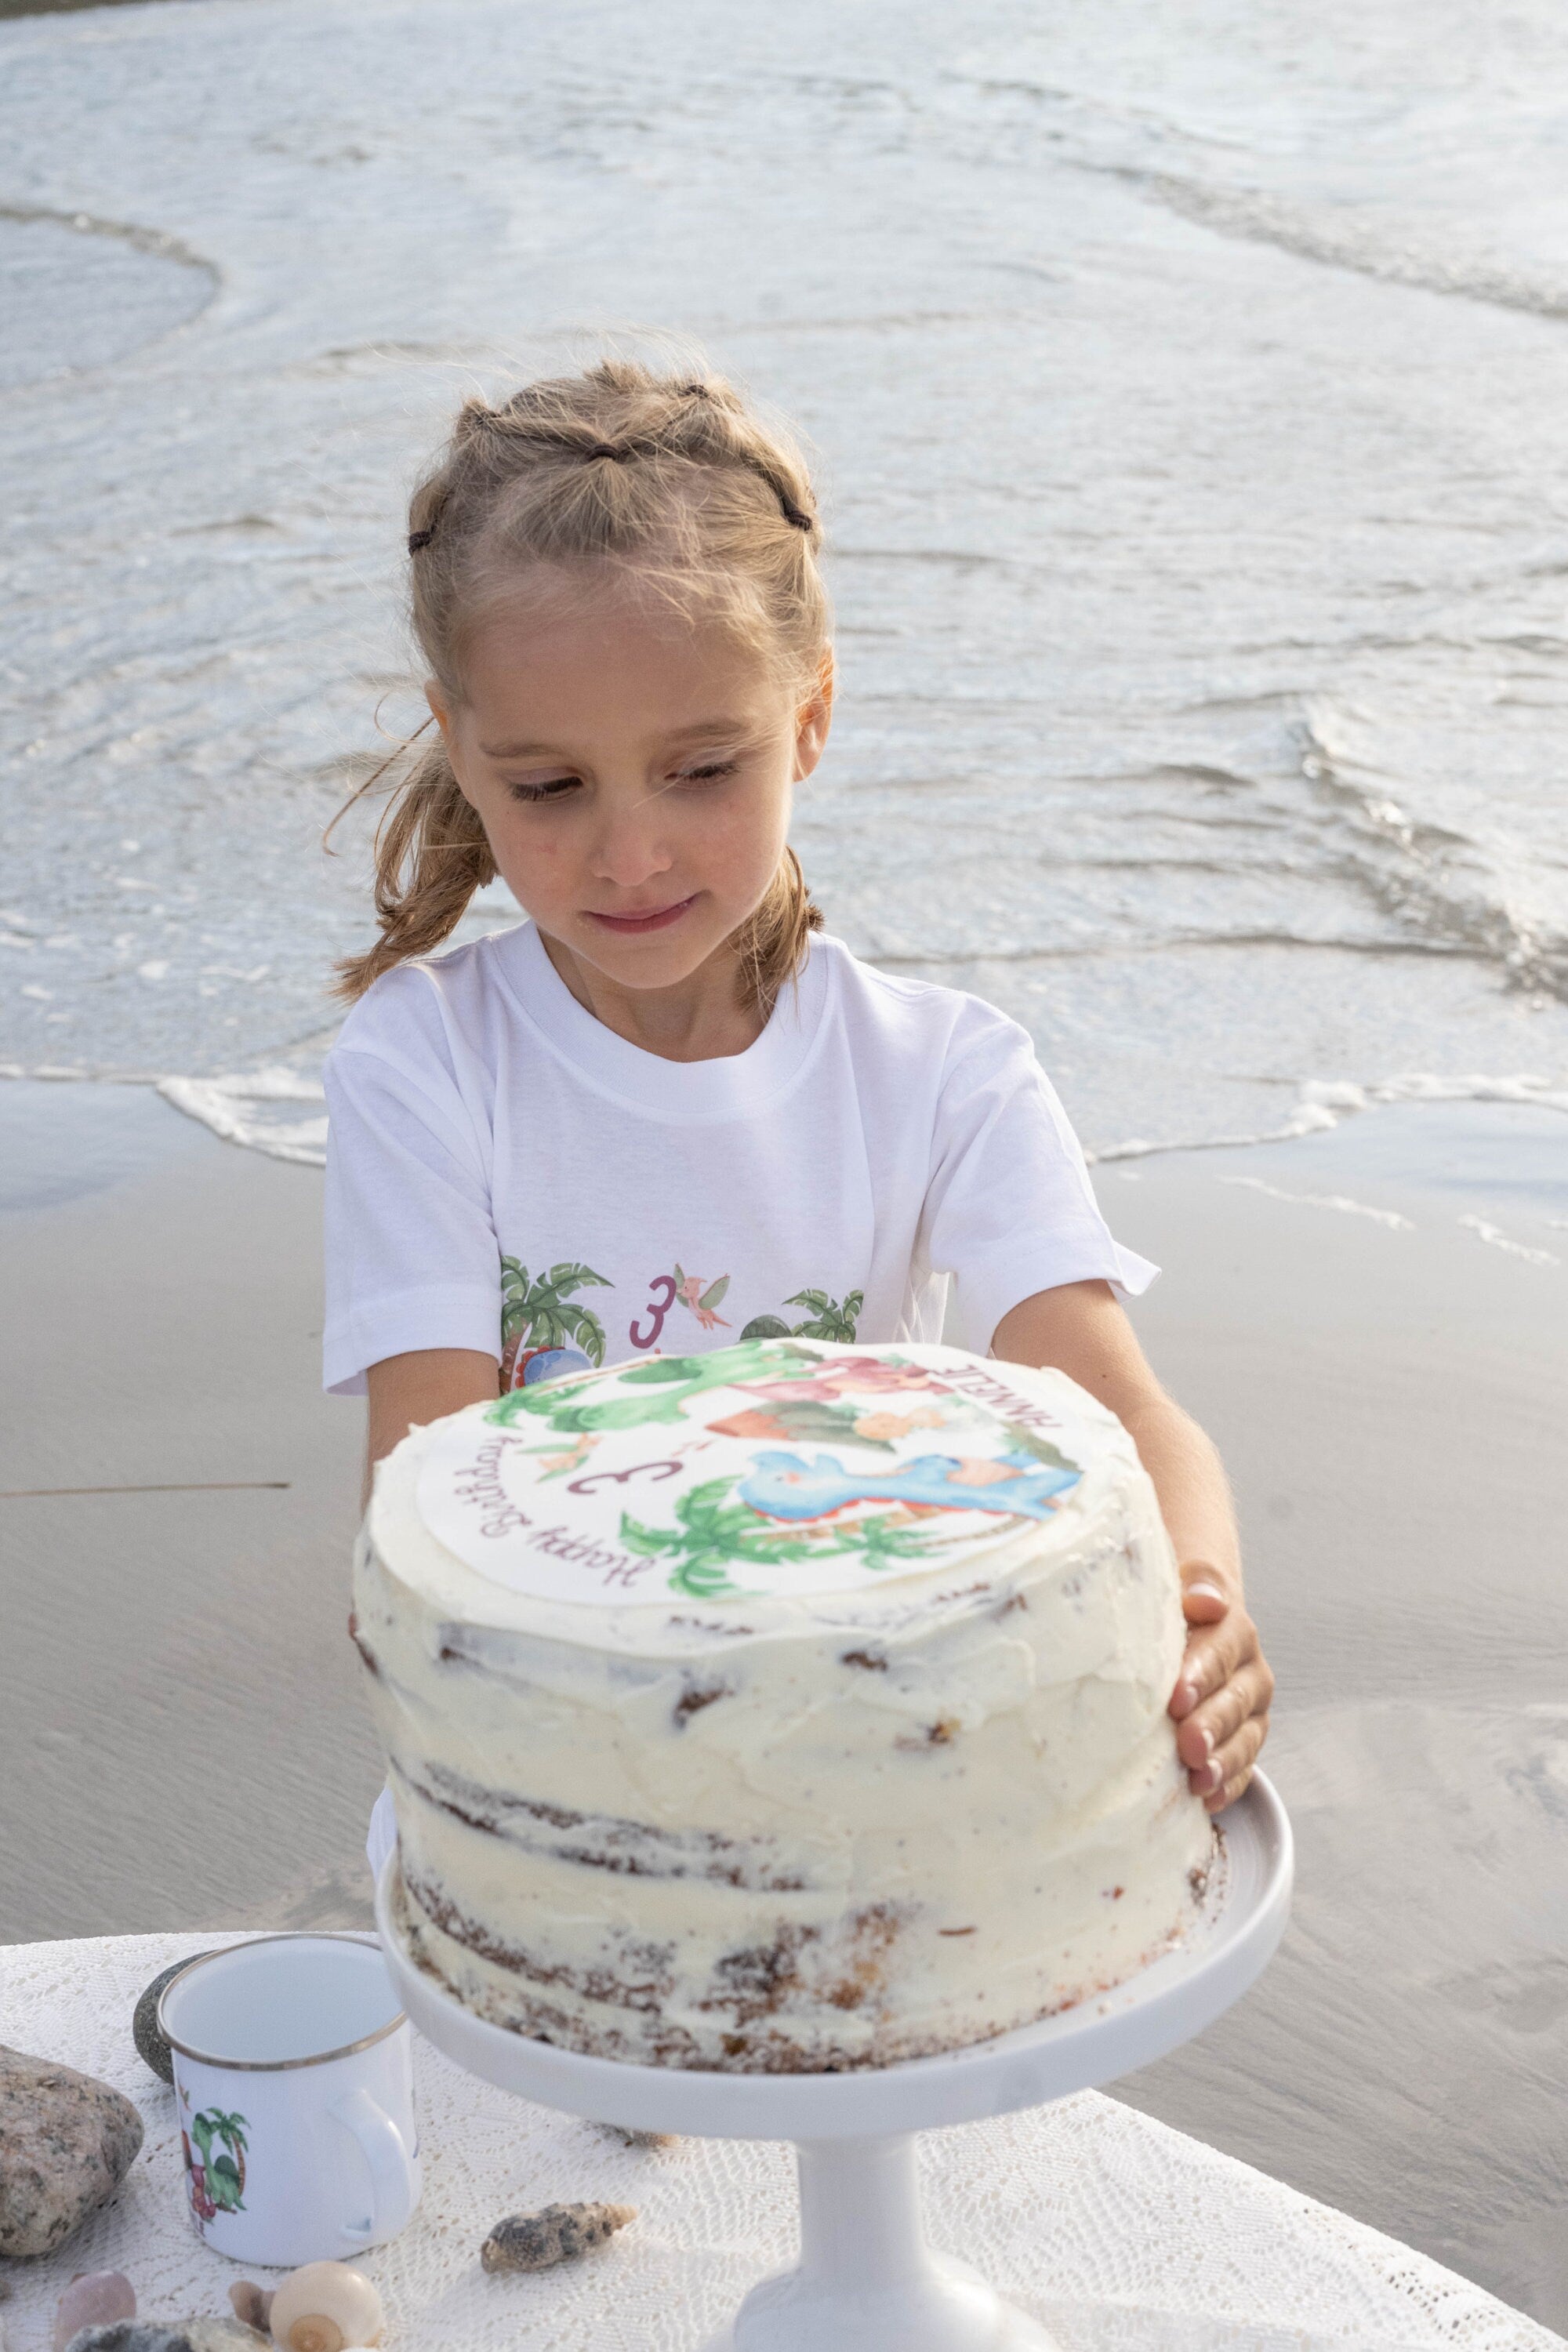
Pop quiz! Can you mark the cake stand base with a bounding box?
[378,1774,1291,2352]
[696,2134,1054,2351]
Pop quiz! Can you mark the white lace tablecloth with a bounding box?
[0,1933,1554,2352]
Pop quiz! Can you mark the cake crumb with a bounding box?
[673,1684,729,1725]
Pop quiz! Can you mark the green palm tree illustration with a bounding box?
[621,1475,851,1599]
[499,1258,611,1366]
[192,2108,249,2211]
[850,1510,949,1573]
[782,1288,865,1343]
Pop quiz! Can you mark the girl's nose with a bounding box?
[590,800,674,889]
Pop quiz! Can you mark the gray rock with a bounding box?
[0,2046,145,2259]
[132,1954,217,2085]
[64,2326,267,2352]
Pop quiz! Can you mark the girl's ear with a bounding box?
[793,649,835,782]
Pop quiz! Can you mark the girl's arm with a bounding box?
[365,1348,500,1504]
[991,1279,1273,1813]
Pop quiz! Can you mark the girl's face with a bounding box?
[431,581,831,999]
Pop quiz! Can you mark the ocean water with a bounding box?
[2,0,1567,1181]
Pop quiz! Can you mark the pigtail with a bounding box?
[733,848,823,1018]
[332,738,495,1002]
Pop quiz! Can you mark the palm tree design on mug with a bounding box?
[184,2107,249,2223]
[499,1258,612,1390]
[741,1287,865,1344]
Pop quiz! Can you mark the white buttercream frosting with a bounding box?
[355,1341,1215,2070]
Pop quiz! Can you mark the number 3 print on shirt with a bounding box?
[629,1274,677,1351]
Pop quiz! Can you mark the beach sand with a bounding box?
[2,1080,1564,2326]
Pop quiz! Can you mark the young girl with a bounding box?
[324,359,1272,1818]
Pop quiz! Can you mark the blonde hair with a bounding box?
[332,359,829,1007]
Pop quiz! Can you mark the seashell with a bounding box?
[268,2263,383,2352]
[480,2201,637,2274]
[229,2285,274,2334]
[597,2123,677,2148]
[53,2272,136,2350]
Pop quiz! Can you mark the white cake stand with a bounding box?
[376,1771,1291,2352]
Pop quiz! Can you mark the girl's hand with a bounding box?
[1169,1566,1273,1813]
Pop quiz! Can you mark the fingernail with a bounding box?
[1173,1682,1197,1714]
[1196,1759,1222,1794]
[1187,1583,1225,1606]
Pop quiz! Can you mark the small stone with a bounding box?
[597,2123,677,2149]
[132,1955,218,2085]
[55,2273,136,2350]
[0,2048,145,2259]
[480,2201,637,2274]
[62,2325,267,2352]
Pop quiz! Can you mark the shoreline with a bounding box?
[2,1081,1565,2325]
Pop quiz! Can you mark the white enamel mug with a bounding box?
[158,1933,421,2267]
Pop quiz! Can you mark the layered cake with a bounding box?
[354,1339,1216,2071]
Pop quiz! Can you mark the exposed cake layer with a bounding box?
[356,1348,1214,2070]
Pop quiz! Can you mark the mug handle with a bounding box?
[330,2086,417,2242]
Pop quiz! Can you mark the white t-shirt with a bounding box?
[321,924,1155,1396]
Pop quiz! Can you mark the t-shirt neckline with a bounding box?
[495,919,833,1122]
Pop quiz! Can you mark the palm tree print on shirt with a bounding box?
[741,1287,865,1344]
[499,1258,612,1390]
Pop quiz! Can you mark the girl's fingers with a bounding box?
[1179,1566,1230,1626]
[1175,1653,1274,1773]
[1170,1604,1259,1719]
[1203,1713,1269,1813]
[1186,1699,1269,1799]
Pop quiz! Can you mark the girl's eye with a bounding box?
[506,776,579,804]
[675,760,739,786]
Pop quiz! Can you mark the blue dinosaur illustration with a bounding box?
[738,1448,1080,1525]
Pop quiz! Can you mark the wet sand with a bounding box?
[0,1082,379,1942]
[2,1082,1564,2327]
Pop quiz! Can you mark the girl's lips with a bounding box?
[586,895,698,935]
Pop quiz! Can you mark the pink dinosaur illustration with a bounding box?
[673,1265,731,1331]
[753,1356,946,1406]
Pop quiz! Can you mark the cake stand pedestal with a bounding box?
[377,1771,1291,2352]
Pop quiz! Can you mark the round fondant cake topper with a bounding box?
[415,1340,1091,1606]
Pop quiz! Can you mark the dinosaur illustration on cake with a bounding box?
[488,1339,823,1434]
[738,1446,1081,1525]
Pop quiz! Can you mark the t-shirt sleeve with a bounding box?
[322,1034,503,1396]
[921,1006,1158,1354]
